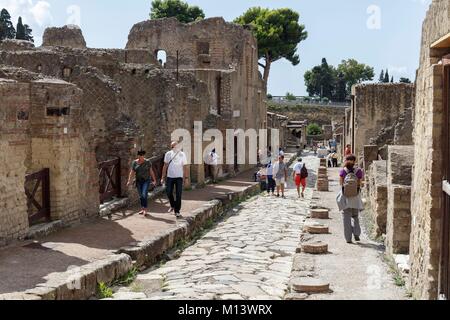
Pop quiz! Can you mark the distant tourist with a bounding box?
[206,149,219,184]
[127,150,157,217]
[336,155,364,244]
[345,144,352,157]
[293,158,308,198]
[279,147,285,157]
[266,160,276,196]
[331,151,339,167]
[161,141,189,218]
[273,155,288,198]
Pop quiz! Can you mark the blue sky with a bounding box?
[0,0,432,95]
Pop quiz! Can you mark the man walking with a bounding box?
[161,141,189,218]
[293,158,308,198]
[273,155,288,198]
[206,149,219,184]
[266,160,276,196]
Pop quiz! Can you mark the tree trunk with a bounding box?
[263,56,271,88]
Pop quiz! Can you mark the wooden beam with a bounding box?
[431,33,450,49]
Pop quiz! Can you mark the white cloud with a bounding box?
[0,0,53,28]
[30,1,52,27]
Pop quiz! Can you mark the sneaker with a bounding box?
[347,241,353,244]
[175,212,182,219]
[168,208,174,213]
[301,193,305,198]
[138,210,145,215]
[354,236,361,242]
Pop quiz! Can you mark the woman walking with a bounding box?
[336,155,364,244]
[127,150,157,216]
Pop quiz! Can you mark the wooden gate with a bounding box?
[99,158,121,204]
[25,168,50,225]
[441,60,450,300]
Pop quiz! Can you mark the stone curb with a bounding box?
[0,182,260,300]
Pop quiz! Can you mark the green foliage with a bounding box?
[304,58,337,100]
[97,282,113,299]
[321,97,329,103]
[24,24,33,42]
[304,58,373,101]
[285,92,296,101]
[267,93,273,100]
[234,7,307,83]
[0,9,16,41]
[15,17,25,40]
[384,69,390,83]
[378,69,385,83]
[337,58,374,95]
[399,77,412,83]
[114,267,138,286]
[150,0,205,23]
[307,123,322,136]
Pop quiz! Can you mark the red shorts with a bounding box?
[295,175,306,188]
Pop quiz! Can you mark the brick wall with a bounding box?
[409,0,450,300]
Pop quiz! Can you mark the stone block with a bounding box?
[310,209,329,219]
[301,241,328,254]
[291,278,330,294]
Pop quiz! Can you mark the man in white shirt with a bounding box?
[161,141,189,218]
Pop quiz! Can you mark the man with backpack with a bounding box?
[337,155,364,244]
[293,158,308,198]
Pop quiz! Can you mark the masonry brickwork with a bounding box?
[386,146,414,256]
[409,0,450,300]
[0,18,267,245]
[348,83,415,162]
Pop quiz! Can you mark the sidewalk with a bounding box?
[0,169,260,298]
[306,167,408,300]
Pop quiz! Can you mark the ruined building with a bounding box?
[409,0,450,300]
[0,18,267,245]
[344,83,416,163]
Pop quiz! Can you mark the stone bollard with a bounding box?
[310,209,330,219]
[316,166,329,191]
[301,241,329,254]
[303,222,329,234]
[291,278,330,294]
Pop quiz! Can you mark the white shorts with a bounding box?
[275,178,286,186]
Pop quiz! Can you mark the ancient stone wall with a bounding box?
[367,160,388,237]
[42,25,87,49]
[409,0,450,300]
[0,19,267,245]
[268,104,346,128]
[0,70,84,243]
[350,83,415,161]
[386,146,414,256]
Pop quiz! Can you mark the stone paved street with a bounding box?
[107,154,318,300]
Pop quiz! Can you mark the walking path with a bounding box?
[304,167,408,300]
[106,154,318,300]
[0,170,259,296]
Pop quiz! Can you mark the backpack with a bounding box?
[343,168,359,197]
[300,164,308,179]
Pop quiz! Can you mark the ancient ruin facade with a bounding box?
[0,19,267,245]
[409,0,450,300]
[346,83,415,162]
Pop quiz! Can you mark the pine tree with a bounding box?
[378,70,385,83]
[391,76,394,83]
[24,24,33,42]
[0,9,16,41]
[16,17,25,40]
[384,69,390,83]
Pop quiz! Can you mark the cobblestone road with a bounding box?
[107,154,318,300]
